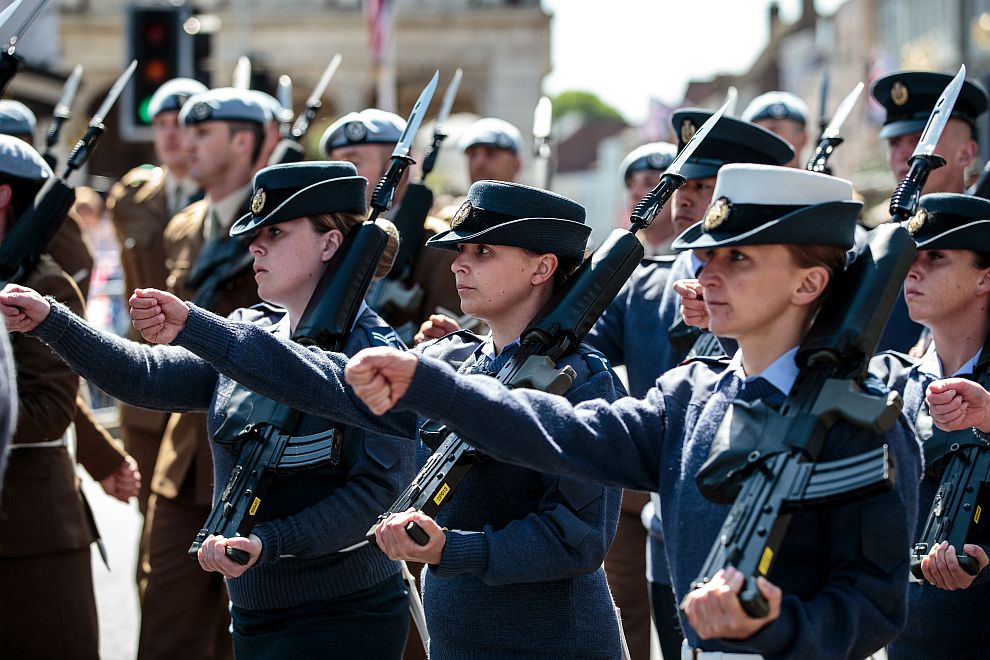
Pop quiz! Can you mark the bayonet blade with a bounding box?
[277,74,293,121]
[91,60,135,127]
[54,63,83,118]
[818,67,830,131]
[913,64,966,159]
[666,92,733,179]
[7,0,44,49]
[725,86,738,116]
[305,53,342,108]
[392,70,439,159]
[533,95,552,140]
[434,68,462,132]
[821,82,864,139]
[0,0,23,36]
[233,56,251,90]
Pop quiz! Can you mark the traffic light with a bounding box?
[121,4,194,141]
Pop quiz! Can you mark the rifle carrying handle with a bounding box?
[910,553,980,579]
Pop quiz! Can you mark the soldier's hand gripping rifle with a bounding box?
[366,70,459,339]
[42,63,82,171]
[370,96,734,546]
[187,220,389,565]
[688,71,965,616]
[909,343,990,579]
[689,222,916,618]
[806,82,864,175]
[0,62,133,287]
[267,54,342,166]
[189,72,439,565]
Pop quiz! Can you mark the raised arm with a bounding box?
[1,284,216,412]
[347,347,666,492]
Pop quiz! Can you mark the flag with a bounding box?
[364,0,396,65]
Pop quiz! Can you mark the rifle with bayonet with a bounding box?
[909,342,990,579]
[689,222,913,617]
[806,82,864,174]
[42,63,82,171]
[0,0,42,98]
[689,67,966,617]
[370,94,734,546]
[188,73,439,565]
[366,69,458,341]
[532,95,553,190]
[0,61,134,287]
[267,54,342,166]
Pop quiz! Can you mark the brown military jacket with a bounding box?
[158,195,259,505]
[46,209,94,297]
[107,165,175,436]
[0,255,96,557]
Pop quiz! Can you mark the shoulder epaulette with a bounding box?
[248,301,285,315]
[680,354,732,368]
[641,254,678,266]
[574,343,611,374]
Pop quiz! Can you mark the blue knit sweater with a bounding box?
[30,301,411,611]
[166,306,626,659]
[871,351,990,660]
[395,354,923,660]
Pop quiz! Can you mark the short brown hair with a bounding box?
[308,212,399,280]
[785,243,848,307]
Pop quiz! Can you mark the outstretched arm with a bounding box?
[1,284,216,412]
[926,378,990,433]
[167,302,417,438]
[345,346,666,492]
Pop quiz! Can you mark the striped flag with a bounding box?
[364,0,396,64]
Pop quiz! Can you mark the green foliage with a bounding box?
[551,90,626,123]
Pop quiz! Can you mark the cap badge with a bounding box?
[647,152,667,169]
[344,121,368,142]
[251,188,267,215]
[768,102,787,119]
[190,101,212,121]
[703,197,732,231]
[891,81,909,107]
[451,200,473,229]
[907,208,928,236]
[680,119,697,144]
[495,133,512,149]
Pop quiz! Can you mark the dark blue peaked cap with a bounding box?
[871,71,988,139]
[907,193,990,251]
[230,161,367,238]
[671,109,794,180]
[427,180,591,262]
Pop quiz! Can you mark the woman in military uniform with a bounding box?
[1,161,413,658]
[117,180,626,659]
[345,165,923,659]
[865,193,990,660]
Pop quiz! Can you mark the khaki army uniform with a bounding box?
[106,165,176,515]
[0,255,99,659]
[136,194,256,660]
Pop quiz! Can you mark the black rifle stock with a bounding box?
[690,223,916,618]
[369,228,649,546]
[0,176,75,286]
[188,222,388,564]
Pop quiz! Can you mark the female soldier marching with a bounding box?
[1,162,413,658]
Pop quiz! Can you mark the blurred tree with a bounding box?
[552,90,626,124]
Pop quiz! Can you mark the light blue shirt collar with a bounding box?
[690,251,703,277]
[919,343,982,379]
[479,334,521,360]
[720,346,800,397]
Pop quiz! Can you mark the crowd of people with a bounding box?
[0,60,987,660]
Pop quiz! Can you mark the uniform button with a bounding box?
[124,237,136,249]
